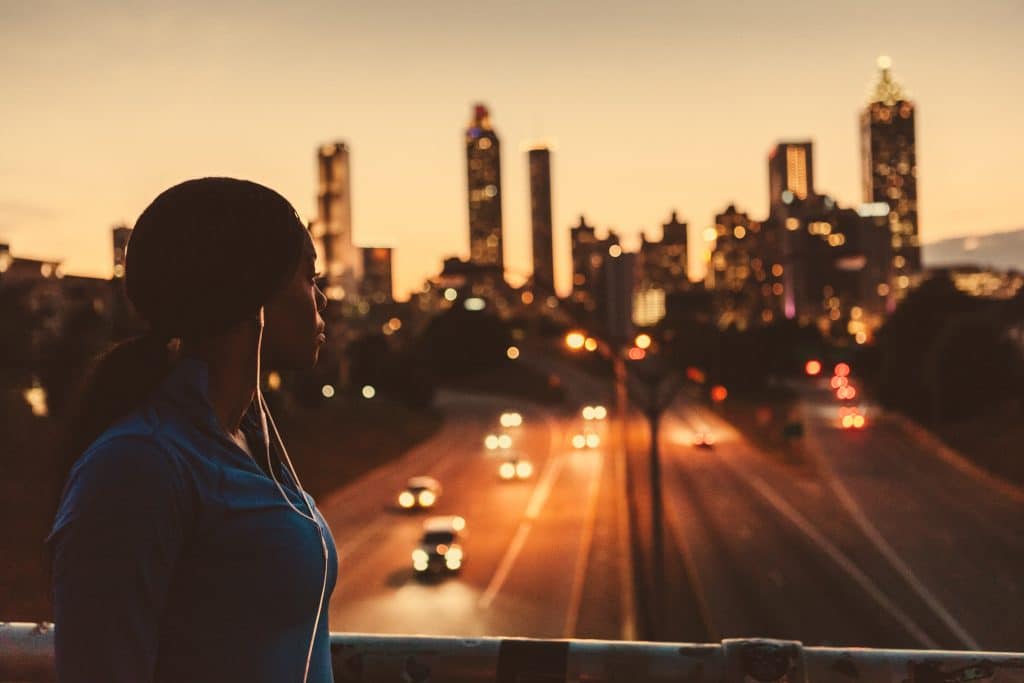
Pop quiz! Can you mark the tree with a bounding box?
[924,311,1024,423]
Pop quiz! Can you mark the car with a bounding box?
[581,405,608,421]
[692,430,715,448]
[412,515,466,576]
[571,430,601,449]
[484,433,514,451]
[839,407,866,430]
[397,476,441,510]
[499,411,523,428]
[498,456,534,480]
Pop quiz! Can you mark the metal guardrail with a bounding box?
[2,622,1023,683]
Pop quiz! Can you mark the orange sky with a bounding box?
[2,0,1022,299]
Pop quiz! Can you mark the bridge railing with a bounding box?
[3,622,1024,683]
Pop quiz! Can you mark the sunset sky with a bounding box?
[2,0,1022,298]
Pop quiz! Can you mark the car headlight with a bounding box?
[446,557,462,570]
[412,549,428,563]
[398,491,415,508]
[586,433,600,448]
[446,546,463,561]
[572,434,586,449]
[418,490,436,507]
[499,462,516,479]
[516,461,533,478]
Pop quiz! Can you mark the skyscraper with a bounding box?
[312,141,360,300]
[861,56,920,294]
[465,104,503,274]
[708,204,784,328]
[768,141,815,212]
[639,211,689,294]
[528,145,554,296]
[360,246,394,304]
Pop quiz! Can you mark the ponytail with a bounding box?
[56,333,178,502]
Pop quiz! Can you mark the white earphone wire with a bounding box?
[254,308,328,683]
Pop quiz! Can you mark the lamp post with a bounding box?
[564,330,682,638]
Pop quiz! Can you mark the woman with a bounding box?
[47,178,337,682]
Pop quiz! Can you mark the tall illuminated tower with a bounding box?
[465,104,504,273]
[861,56,920,293]
[312,141,360,300]
[528,145,554,295]
[768,141,815,212]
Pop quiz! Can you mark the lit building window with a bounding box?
[785,146,808,199]
[478,138,492,150]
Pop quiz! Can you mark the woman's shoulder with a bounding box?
[50,417,198,543]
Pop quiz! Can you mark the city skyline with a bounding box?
[2,0,1022,299]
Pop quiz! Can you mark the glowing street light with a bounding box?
[361,385,376,399]
[634,333,652,350]
[805,360,822,376]
[584,337,599,352]
[565,331,586,350]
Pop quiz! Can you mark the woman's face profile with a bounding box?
[261,237,327,371]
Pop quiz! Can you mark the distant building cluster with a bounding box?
[701,59,922,342]
[5,57,1009,368]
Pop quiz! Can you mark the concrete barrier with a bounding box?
[3,622,1024,683]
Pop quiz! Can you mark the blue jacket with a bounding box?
[48,357,338,682]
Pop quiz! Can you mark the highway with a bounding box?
[321,389,627,640]
[650,381,1024,650]
[320,353,1024,650]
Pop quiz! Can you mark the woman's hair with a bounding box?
[59,177,309,487]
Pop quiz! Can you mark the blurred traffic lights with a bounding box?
[711,385,728,403]
[834,362,851,378]
[805,360,822,376]
[686,366,706,384]
[627,347,646,361]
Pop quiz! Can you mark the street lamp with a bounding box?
[565,331,586,351]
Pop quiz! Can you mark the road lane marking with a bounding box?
[480,436,566,609]
[721,459,939,648]
[334,516,391,561]
[803,416,982,649]
[677,403,939,647]
[562,452,604,637]
[661,477,720,641]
